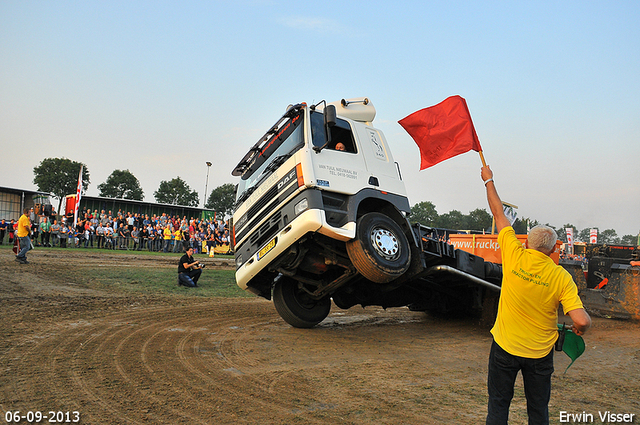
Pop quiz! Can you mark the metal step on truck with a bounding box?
[231,98,503,328]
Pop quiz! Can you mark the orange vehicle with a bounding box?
[449,233,561,265]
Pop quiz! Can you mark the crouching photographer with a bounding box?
[177,247,204,288]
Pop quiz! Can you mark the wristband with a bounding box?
[483,178,494,186]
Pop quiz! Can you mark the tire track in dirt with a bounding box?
[3,250,639,424]
[4,297,640,424]
[63,301,289,424]
[2,298,368,424]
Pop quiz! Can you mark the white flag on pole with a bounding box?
[503,204,518,226]
[73,166,83,228]
[566,228,574,253]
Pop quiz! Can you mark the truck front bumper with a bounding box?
[235,190,357,291]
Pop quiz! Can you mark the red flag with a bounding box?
[399,95,482,170]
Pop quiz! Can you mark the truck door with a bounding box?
[310,111,369,195]
[354,125,405,194]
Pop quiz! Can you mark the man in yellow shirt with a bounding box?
[163,225,173,253]
[481,165,591,425]
[173,228,183,253]
[16,208,32,264]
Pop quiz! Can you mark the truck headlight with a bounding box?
[235,254,243,268]
[294,198,309,216]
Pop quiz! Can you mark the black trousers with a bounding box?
[487,341,554,425]
[178,268,202,287]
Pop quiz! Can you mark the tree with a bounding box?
[98,169,144,200]
[467,208,492,232]
[512,217,539,234]
[556,224,578,244]
[578,228,593,243]
[620,234,638,245]
[599,229,619,244]
[409,201,438,226]
[33,157,89,217]
[205,183,236,218]
[436,210,467,230]
[154,177,199,206]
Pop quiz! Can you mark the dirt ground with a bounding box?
[1,249,639,424]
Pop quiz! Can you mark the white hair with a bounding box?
[528,225,557,254]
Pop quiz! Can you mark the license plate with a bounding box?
[258,237,277,260]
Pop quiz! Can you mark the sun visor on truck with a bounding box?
[318,98,376,123]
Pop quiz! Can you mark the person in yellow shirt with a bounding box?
[163,225,173,253]
[16,208,32,264]
[173,228,183,253]
[481,165,591,425]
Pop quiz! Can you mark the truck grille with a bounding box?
[247,185,278,220]
[250,211,282,248]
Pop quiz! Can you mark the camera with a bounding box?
[199,263,206,269]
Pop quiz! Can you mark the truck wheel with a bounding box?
[273,276,331,328]
[346,212,410,283]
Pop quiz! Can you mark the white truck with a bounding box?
[231,98,502,327]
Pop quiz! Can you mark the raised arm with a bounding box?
[481,166,511,233]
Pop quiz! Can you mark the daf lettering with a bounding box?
[278,171,296,190]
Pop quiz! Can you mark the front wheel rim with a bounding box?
[370,227,400,261]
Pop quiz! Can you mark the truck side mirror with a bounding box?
[324,105,336,128]
[314,105,337,153]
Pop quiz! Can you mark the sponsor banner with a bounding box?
[590,228,598,244]
[448,234,561,265]
[566,228,574,249]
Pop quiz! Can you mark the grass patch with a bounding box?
[77,266,253,298]
[0,243,234,259]
[4,244,249,298]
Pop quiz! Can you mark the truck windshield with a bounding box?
[236,109,305,203]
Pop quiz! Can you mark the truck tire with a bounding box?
[346,212,410,283]
[273,276,331,328]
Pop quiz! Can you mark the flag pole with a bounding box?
[480,150,491,232]
[479,151,487,167]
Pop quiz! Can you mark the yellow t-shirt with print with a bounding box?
[491,227,583,358]
[17,214,31,238]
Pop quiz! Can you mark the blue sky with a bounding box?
[1,1,638,237]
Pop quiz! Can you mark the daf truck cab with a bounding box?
[232,98,502,328]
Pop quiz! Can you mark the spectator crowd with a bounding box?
[559,251,588,268]
[0,208,231,256]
